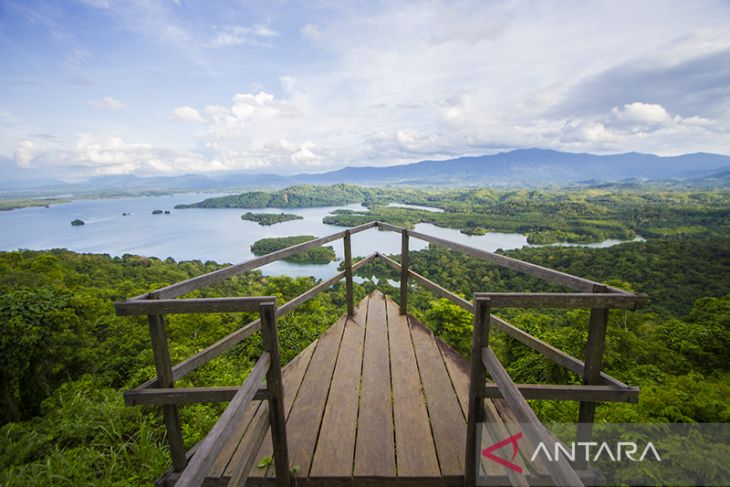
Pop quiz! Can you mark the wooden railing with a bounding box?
[115,221,646,487]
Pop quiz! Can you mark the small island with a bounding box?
[152,209,163,214]
[251,235,337,264]
[241,212,304,226]
[70,219,85,226]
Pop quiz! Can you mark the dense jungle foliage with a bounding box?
[177,184,730,244]
[250,235,337,264]
[2,186,729,485]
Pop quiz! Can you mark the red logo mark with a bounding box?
[482,432,524,473]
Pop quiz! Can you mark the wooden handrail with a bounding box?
[482,347,584,487]
[378,252,633,390]
[115,296,275,316]
[175,352,271,487]
[114,220,645,482]
[474,292,647,310]
[482,383,639,403]
[375,221,630,294]
[133,221,377,300]
[124,386,268,406]
[128,253,377,390]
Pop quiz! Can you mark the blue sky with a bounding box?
[1,0,729,180]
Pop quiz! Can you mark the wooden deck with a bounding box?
[163,291,555,486]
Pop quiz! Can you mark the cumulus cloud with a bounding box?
[208,24,277,47]
[88,96,126,110]
[555,102,721,153]
[612,102,672,125]
[6,1,730,179]
[13,133,224,177]
[170,106,207,123]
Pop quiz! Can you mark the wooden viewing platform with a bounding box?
[173,290,513,486]
[115,222,647,487]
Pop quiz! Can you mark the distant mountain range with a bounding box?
[3,149,730,195]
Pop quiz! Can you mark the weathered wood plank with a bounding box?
[400,230,409,314]
[576,286,611,468]
[123,386,267,406]
[310,297,368,477]
[436,340,469,419]
[481,398,530,486]
[474,292,646,310]
[354,291,396,477]
[378,256,628,386]
[483,383,639,403]
[409,316,466,476]
[115,297,275,316]
[226,403,270,487]
[260,303,290,487]
[481,348,584,487]
[465,298,490,485]
[344,230,354,316]
[175,353,270,487]
[274,314,347,477]
[385,296,439,478]
[234,337,319,479]
[147,314,187,472]
[146,221,377,299]
[491,397,549,479]
[211,401,264,479]
[137,258,374,390]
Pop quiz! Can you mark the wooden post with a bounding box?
[344,230,354,316]
[576,285,609,469]
[259,302,291,487]
[147,313,187,472]
[464,298,491,487]
[399,229,409,315]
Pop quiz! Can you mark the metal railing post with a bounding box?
[259,301,291,487]
[464,297,491,486]
[344,230,354,316]
[400,229,409,315]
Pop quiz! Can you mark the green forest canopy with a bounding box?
[176,184,730,244]
[250,235,337,264]
[1,237,729,483]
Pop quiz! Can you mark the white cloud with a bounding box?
[612,102,673,125]
[88,96,126,111]
[6,1,730,179]
[13,133,224,177]
[170,106,207,123]
[208,24,277,47]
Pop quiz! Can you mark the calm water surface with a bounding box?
[0,193,634,280]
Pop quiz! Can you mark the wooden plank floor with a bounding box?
[167,291,543,486]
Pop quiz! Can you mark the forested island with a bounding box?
[0,197,71,211]
[250,235,337,264]
[241,212,303,225]
[178,184,730,244]
[175,184,369,209]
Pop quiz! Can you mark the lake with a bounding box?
[0,193,636,280]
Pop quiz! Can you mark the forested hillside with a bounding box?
[1,235,728,484]
[0,250,360,485]
[178,184,730,244]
